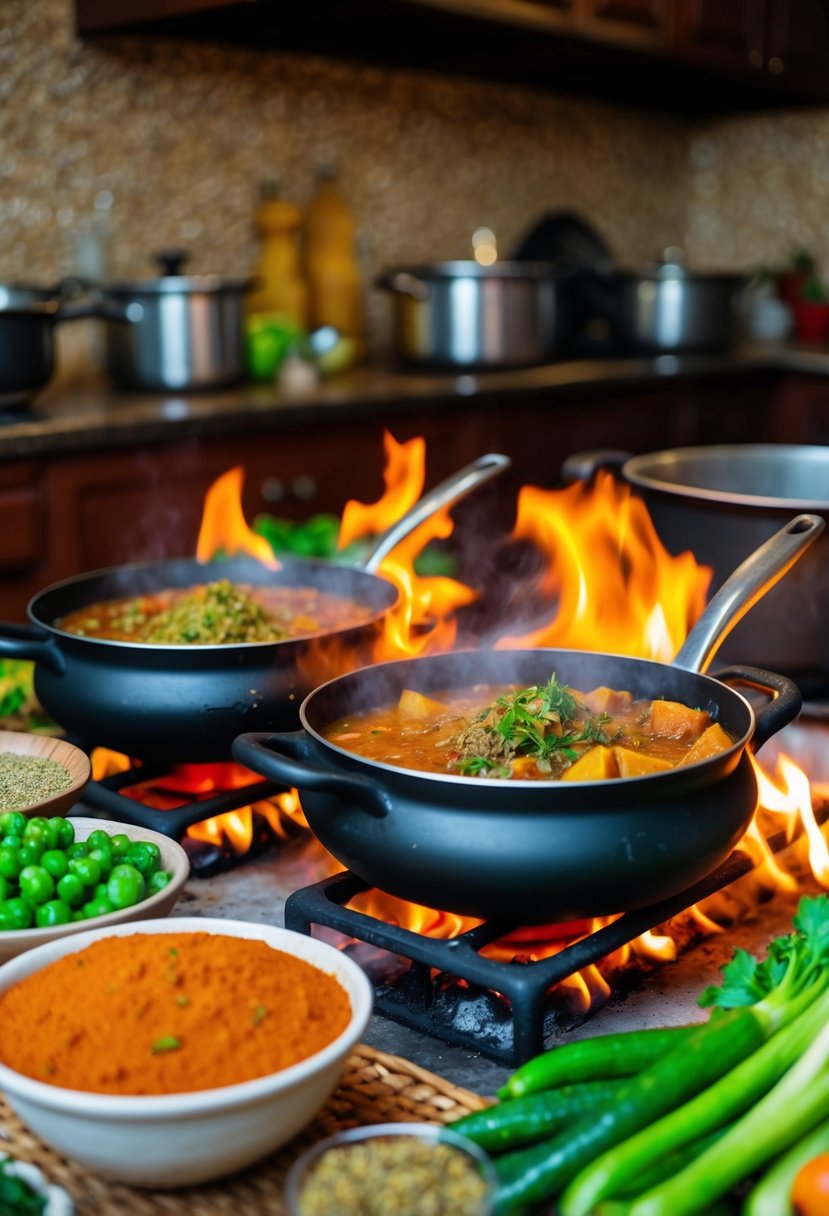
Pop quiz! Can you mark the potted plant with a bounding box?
[792,275,829,343]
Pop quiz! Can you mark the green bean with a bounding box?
[447,1079,625,1152]
[498,1025,697,1100]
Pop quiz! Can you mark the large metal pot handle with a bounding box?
[232,731,392,819]
[0,623,65,674]
[374,271,431,301]
[712,665,802,752]
[360,452,511,572]
[673,513,824,674]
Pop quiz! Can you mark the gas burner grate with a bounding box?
[77,767,292,875]
[284,813,814,1068]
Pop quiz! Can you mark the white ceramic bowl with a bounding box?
[0,818,190,963]
[0,917,373,1187]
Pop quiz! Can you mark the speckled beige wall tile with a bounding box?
[0,0,693,352]
[686,109,829,278]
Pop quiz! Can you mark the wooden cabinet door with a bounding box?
[674,0,765,74]
[765,0,829,96]
[579,0,672,47]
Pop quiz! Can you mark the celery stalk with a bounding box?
[623,1020,829,1216]
[743,1115,829,1216]
[561,982,829,1215]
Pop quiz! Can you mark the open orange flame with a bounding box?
[92,433,829,1009]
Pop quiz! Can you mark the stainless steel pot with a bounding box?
[376,261,561,369]
[101,251,252,392]
[563,443,829,682]
[573,247,745,354]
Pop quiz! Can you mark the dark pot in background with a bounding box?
[0,283,108,407]
[376,261,563,369]
[100,251,253,392]
[563,444,829,685]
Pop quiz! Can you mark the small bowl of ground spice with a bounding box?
[0,731,90,819]
[284,1122,497,1216]
[0,917,373,1187]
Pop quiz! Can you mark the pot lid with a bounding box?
[622,246,745,284]
[104,250,253,295]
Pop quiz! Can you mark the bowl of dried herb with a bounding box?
[0,731,90,819]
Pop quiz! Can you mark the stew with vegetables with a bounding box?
[322,674,735,781]
[58,579,374,646]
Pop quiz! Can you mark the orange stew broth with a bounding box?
[322,683,736,782]
[58,582,373,645]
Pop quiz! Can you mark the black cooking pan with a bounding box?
[0,454,509,762]
[232,513,822,923]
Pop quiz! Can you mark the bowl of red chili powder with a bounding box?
[0,917,373,1186]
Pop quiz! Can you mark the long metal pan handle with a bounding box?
[232,731,393,819]
[360,452,512,573]
[674,513,824,675]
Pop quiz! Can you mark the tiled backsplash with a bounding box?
[3,0,829,355]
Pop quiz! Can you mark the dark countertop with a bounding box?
[2,344,814,460]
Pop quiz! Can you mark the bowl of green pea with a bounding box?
[0,816,189,962]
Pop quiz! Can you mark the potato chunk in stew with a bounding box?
[322,673,735,781]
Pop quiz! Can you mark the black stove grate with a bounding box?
[284,812,811,1067]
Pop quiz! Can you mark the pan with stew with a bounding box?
[0,454,509,763]
[233,514,822,921]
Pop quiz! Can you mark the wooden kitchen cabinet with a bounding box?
[674,0,829,96]
[73,0,829,111]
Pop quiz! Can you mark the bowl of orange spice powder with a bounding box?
[0,917,373,1187]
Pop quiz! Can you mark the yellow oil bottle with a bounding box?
[303,162,364,362]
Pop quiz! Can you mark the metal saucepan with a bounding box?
[376,261,564,369]
[98,251,253,392]
[570,247,745,354]
[0,453,510,762]
[232,514,822,922]
[562,443,829,682]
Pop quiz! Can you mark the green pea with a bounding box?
[0,898,33,930]
[18,865,55,906]
[40,849,69,880]
[18,840,44,867]
[93,882,109,900]
[44,817,72,850]
[86,829,113,851]
[21,822,47,850]
[82,896,115,919]
[110,833,131,858]
[66,842,89,860]
[0,811,27,838]
[56,873,85,908]
[0,875,9,902]
[88,844,113,875]
[0,845,22,880]
[23,816,48,838]
[147,870,172,895]
[35,900,72,928]
[53,818,75,849]
[107,864,145,910]
[0,834,22,851]
[125,842,158,876]
[68,855,101,887]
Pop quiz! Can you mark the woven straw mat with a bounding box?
[0,1045,489,1215]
